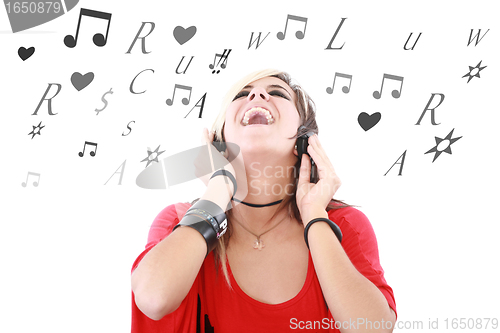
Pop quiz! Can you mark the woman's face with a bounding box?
[224,76,301,159]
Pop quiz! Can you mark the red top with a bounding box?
[131,202,397,332]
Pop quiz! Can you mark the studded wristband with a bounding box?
[186,199,227,227]
[173,200,228,256]
[173,214,218,256]
[185,208,228,238]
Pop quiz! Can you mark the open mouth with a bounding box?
[242,107,275,126]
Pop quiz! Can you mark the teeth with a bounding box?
[242,107,275,126]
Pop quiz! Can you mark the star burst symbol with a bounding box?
[462,60,487,83]
[28,121,45,139]
[141,145,165,168]
[425,128,462,162]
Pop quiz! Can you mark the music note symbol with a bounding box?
[209,49,232,74]
[326,73,353,94]
[64,8,112,48]
[277,14,308,40]
[78,141,98,157]
[373,74,404,99]
[166,84,193,106]
[21,172,41,187]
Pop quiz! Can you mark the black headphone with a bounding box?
[212,125,318,183]
[296,125,319,183]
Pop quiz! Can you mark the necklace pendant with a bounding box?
[253,238,264,250]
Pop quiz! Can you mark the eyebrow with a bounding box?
[242,84,292,99]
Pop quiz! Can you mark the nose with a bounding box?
[247,87,270,102]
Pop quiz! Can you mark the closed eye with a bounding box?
[269,90,290,100]
[232,86,292,101]
[232,90,249,101]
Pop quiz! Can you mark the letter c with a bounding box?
[263,165,273,178]
[130,69,154,94]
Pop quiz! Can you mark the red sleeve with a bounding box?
[131,202,199,333]
[328,206,397,318]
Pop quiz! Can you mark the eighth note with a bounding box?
[21,172,40,187]
[326,72,353,94]
[209,49,232,74]
[166,84,192,106]
[277,14,308,40]
[64,8,112,48]
[79,141,98,157]
[373,73,404,99]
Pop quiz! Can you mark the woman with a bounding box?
[131,69,397,332]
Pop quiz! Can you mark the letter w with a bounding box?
[248,32,270,49]
[467,29,490,46]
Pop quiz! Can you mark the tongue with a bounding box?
[248,114,268,125]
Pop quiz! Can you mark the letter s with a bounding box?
[250,162,261,177]
[122,120,135,136]
[250,179,261,195]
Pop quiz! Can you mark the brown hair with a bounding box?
[191,69,351,287]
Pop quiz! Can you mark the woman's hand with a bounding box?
[296,134,341,225]
[194,127,234,186]
[194,127,248,206]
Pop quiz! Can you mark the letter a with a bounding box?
[415,93,445,125]
[404,32,422,50]
[104,160,127,185]
[325,18,347,50]
[248,32,270,49]
[384,150,407,176]
[32,83,62,115]
[125,22,155,54]
[467,29,490,46]
[184,93,207,118]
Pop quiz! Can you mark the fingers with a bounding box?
[208,129,215,143]
[306,135,341,192]
[202,127,216,157]
[229,148,248,202]
[308,135,328,166]
[201,127,215,145]
[199,127,217,173]
[308,135,336,173]
[201,127,207,145]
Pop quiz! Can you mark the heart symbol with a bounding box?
[18,47,35,61]
[6,0,79,33]
[173,26,197,45]
[358,112,381,131]
[71,72,95,91]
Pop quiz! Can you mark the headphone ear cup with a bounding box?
[296,127,315,160]
[296,136,307,160]
[212,132,227,153]
[212,141,226,153]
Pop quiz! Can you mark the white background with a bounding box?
[1,0,499,332]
